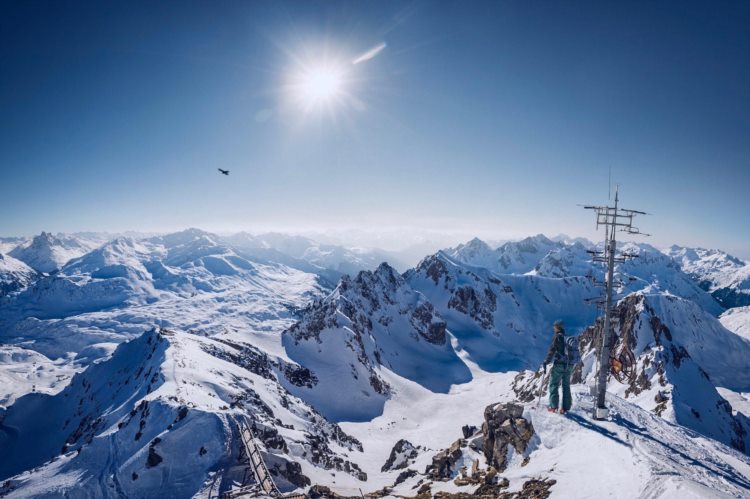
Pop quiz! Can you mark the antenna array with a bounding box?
[583,185,649,420]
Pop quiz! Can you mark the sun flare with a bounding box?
[300,66,343,103]
[288,61,347,112]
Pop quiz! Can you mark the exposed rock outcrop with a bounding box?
[425,438,465,480]
[382,439,419,472]
[482,403,535,472]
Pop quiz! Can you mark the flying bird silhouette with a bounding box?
[217,168,230,176]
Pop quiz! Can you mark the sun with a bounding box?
[299,65,343,103]
[287,61,347,112]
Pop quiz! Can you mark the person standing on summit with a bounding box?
[543,320,578,414]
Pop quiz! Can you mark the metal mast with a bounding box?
[584,186,649,420]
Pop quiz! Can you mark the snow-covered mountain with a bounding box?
[0,328,367,497]
[282,263,471,422]
[406,250,600,371]
[720,306,750,342]
[8,232,106,273]
[573,293,750,452]
[224,232,406,275]
[446,234,564,275]
[0,228,326,363]
[448,237,724,316]
[0,237,29,255]
[666,245,750,308]
[2,231,750,497]
[0,253,37,296]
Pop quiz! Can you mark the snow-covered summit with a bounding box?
[495,234,563,274]
[666,244,750,308]
[445,237,498,269]
[446,234,564,275]
[282,262,471,422]
[63,237,155,281]
[407,250,600,371]
[0,253,37,296]
[572,292,750,453]
[9,232,101,273]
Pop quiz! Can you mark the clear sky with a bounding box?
[1,1,749,257]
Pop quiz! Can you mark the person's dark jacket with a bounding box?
[544,329,566,365]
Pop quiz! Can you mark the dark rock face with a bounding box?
[447,285,496,330]
[201,339,319,389]
[462,425,478,439]
[286,300,339,344]
[512,370,546,403]
[307,484,338,498]
[270,460,311,489]
[416,255,450,286]
[425,438,465,480]
[306,434,367,481]
[412,302,447,344]
[482,403,535,472]
[381,439,419,472]
[255,425,288,453]
[394,468,417,486]
[307,484,363,499]
[146,445,162,468]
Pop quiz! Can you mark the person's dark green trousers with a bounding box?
[548,362,573,410]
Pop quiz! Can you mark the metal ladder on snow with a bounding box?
[221,419,307,499]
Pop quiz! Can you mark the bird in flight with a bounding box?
[217,168,230,176]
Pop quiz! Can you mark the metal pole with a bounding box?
[594,188,618,419]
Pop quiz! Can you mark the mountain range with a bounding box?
[1,230,749,498]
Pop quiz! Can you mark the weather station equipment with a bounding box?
[583,185,650,420]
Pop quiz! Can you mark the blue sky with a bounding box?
[1,1,748,257]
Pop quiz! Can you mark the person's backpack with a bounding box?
[563,335,581,365]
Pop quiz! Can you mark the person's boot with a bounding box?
[547,407,557,413]
[559,408,568,415]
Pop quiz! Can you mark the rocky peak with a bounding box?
[354,262,404,294]
[575,292,750,453]
[381,439,419,472]
[453,237,494,256]
[411,252,452,285]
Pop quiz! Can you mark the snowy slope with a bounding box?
[0,236,28,255]
[0,329,368,498]
[9,232,103,273]
[282,263,471,422]
[0,253,37,296]
[616,242,724,315]
[3,231,750,498]
[720,306,750,342]
[444,237,499,270]
[406,251,601,371]
[666,245,750,308]
[0,345,78,410]
[0,228,327,412]
[1,228,325,337]
[532,241,597,278]
[447,237,723,315]
[570,293,750,453]
[337,364,750,498]
[534,240,723,316]
[446,234,563,275]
